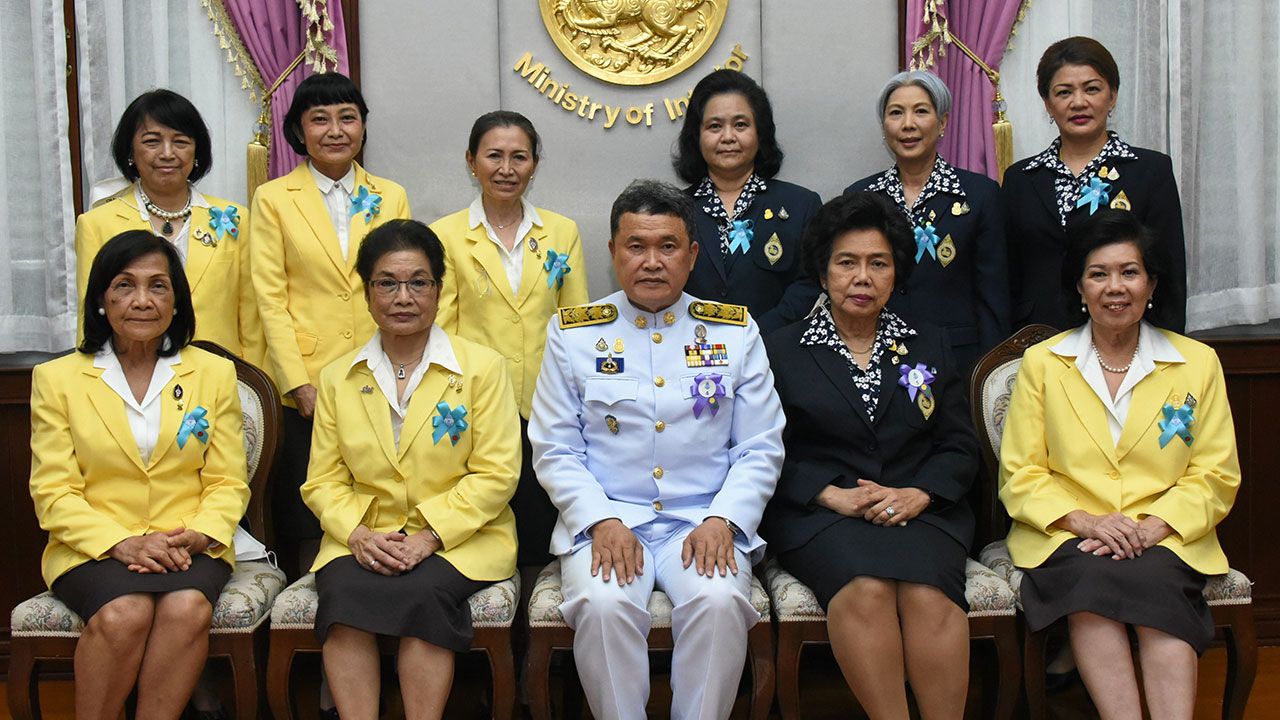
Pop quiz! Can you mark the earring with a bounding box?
[1081,303,1087,313]
[193,159,198,168]
[97,307,105,316]
[1147,299,1153,309]
[1049,115,1055,124]
[470,171,476,177]
[1109,108,1115,118]
[127,158,134,166]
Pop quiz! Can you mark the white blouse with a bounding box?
[350,327,463,447]
[133,184,212,266]
[308,161,356,260]
[95,343,181,463]
[467,194,542,295]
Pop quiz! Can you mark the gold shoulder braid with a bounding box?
[689,301,748,326]
[558,303,619,329]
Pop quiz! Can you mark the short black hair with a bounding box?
[673,69,783,185]
[609,179,698,246]
[80,230,195,357]
[1036,36,1121,99]
[803,192,914,291]
[111,89,213,183]
[356,219,447,291]
[467,110,542,160]
[282,72,370,156]
[1061,209,1168,327]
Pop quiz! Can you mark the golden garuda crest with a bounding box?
[540,0,729,86]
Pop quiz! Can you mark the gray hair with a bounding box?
[609,179,698,245]
[875,70,952,122]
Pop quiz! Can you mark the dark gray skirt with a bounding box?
[314,555,489,652]
[779,516,969,611]
[1020,540,1213,654]
[52,555,231,621]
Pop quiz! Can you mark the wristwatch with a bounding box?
[718,516,742,536]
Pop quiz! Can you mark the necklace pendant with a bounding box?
[162,220,173,235]
[397,363,406,380]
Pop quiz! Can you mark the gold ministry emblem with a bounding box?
[540,0,729,86]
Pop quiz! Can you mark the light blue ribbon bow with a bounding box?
[913,222,940,262]
[207,206,240,243]
[728,219,754,254]
[431,402,469,446]
[176,406,210,449]
[543,249,570,289]
[1075,176,1112,215]
[349,185,383,223]
[1158,402,1195,448]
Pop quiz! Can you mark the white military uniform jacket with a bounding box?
[530,291,785,561]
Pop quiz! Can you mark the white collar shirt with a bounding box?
[351,327,463,447]
[133,183,211,266]
[309,161,357,260]
[1050,320,1185,445]
[468,194,542,295]
[94,342,182,463]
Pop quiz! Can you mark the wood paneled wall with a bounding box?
[2,336,1279,675]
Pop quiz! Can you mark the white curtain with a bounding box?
[1002,0,1280,331]
[75,0,259,209]
[0,0,77,353]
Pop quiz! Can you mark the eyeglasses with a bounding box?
[368,278,438,296]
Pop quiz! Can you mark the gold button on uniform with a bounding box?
[1108,470,1120,479]
[652,467,664,479]
[655,376,665,387]
[652,332,663,344]
[340,291,350,300]
[655,421,666,432]
[653,500,664,511]
[343,330,353,339]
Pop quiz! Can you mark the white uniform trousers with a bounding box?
[558,516,759,720]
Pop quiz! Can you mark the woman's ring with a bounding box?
[885,507,896,518]
[371,559,379,568]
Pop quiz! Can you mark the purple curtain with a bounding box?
[223,1,349,179]
[905,0,1023,179]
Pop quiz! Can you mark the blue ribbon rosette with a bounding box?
[897,362,936,401]
[349,185,383,223]
[177,406,210,449]
[1076,176,1112,215]
[690,373,726,418]
[727,219,754,254]
[543,249,570,289]
[1158,402,1195,448]
[913,223,940,262]
[431,401,469,446]
[207,206,240,243]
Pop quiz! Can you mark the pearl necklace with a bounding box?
[1093,341,1139,374]
[139,185,193,235]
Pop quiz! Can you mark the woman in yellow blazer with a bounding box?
[430,110,586,568]
[75,89,261,364]
[302,220,517,719]
[30,231,249,720]
[999,210,1240,718]
[250,73,411,577]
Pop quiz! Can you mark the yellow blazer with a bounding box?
[74,189,264,365]
[28,346,249,587]
[302,332,519,581]
[430,207,588,418]
[999,329,1240,575]
[249,162,411,403]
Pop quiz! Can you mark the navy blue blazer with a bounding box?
[683,178,822,333]
[760,318,977,555]
[1001,145,1186,332]
[846,166,1010,373]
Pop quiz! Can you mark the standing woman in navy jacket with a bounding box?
[673,69,822,333]
[846,70,1009,372]
[1002,36,1187,332]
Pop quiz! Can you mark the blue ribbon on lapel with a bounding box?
[543,249,570,289]
[1158,402,1195,448]
[349,185,383,223]
[177,406,210,449]
[913,223,940,262]
[1075,176,1111,215]
[208,206,240,242]
[727,219,753,254]
[431,402,469,446]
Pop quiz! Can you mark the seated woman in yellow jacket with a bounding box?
[250,72,411,577]
[1000,210,1240,719]
[302,220,518,719]
[75,89,261,363]
[30,230,249,720]
[429,110,586,569]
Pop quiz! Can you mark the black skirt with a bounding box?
[779,516,969,611]
[52,555,231,621]
[315,555,489,652]
[512,416,556,567]
[1020,540,1213,654]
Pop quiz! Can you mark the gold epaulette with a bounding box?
[557,303,618,329]
[689,301,748,326]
